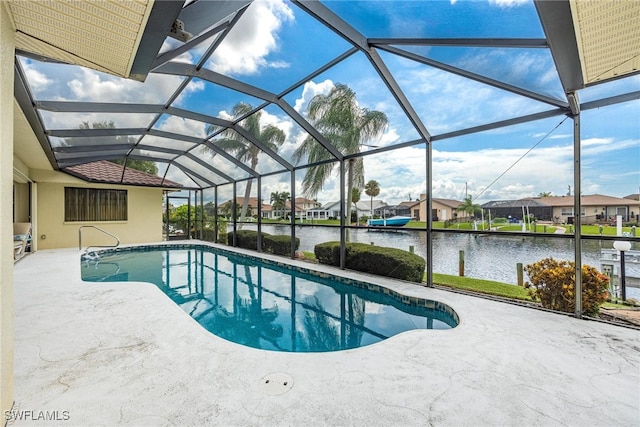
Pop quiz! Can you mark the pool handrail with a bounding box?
[78,225,120,255]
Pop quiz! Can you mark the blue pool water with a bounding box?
[81,245,458,352]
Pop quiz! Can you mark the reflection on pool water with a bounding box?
[81,245,458,353]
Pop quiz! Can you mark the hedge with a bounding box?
[227,230,299,256]
[314,241,426,282]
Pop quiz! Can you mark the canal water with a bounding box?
[240,224,639,299]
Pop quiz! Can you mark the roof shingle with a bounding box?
[63,160,182,188]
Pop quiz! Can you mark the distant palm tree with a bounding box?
[293,84,387,232]
[538,191,552,197]
[270,191,290,219]
[456,196,482,221]
[207,103,285,227]
[364,180,380,218]
[352,188,361,223]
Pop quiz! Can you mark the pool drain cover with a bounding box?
[259,373,294,395]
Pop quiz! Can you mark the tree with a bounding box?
[456,196,481,221]
[270,191,290,219]
[78,121,158,175]
[351,188,361,223]
[207,103,286,227]
[538,191,552,197]
[293,84,387,231]
[220,200,252,219]
[364,180,380,218]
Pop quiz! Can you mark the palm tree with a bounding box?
[270,191,290,219]
[293,84,387,231]
[364,180,380,218]
[456,196,482,222]
[207,103,285,227]
[538,191,552,197]
[351,188,361,223]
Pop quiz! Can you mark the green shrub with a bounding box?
[492,217,508,223]
[217,218,228,244]
[202,228,216,242]
[229,230,261,250]
[315,241,341,265]
[227,230,299,256]
[524,257,609,317]
[314,241,425,282]
[263,234,299,256]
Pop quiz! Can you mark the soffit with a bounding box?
[571,0,640,86]
[7,0,155,79]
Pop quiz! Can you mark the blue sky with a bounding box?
[22,0,640,205]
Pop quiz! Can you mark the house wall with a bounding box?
[13,182,29,223]
[1,3,15,416]
[417,196,459,222]
[551,205,630,224]
[32,170,163,249]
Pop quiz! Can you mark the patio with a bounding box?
[12,244,639,426]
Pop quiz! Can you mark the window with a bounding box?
[65,187,127,221]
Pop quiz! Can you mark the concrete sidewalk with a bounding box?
[11,245,640,426]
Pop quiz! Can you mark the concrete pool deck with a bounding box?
[12,243,640,426]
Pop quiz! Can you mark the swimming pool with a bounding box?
[81,244,458,352]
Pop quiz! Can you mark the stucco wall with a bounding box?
[33,171,163,249]
[13,183,29,223]
[1,1,15,417]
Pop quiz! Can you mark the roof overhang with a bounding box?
[536,0,640,93]
[6,0,183,81]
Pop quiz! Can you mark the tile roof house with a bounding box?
[64,160,182,188]
[483,194,640,224]
[306,200,387,220]
[414,195,464,222]
[219,197,271,218]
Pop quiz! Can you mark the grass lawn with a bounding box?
[580,224,637,236]
[302,251,316,261]
[430,273,532,301]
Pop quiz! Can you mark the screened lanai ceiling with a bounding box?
[12,0,640,190]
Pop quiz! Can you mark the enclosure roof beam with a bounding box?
[172,161,216,188]
[47,128,147,138]
[183,152,235,183]
[277,101,343,161]
[432,108,566,142]
[534,0,583,93]
[151,20,230,70]
[35,101,164,114]
[232,124,294,171]
[153,62,279,104]
[200,140,259,178]
[165,106,231,128]
[292,0,368,50]
[14,61,58,169]
[292,0,432,143]
[379,45,569,109]
[368,38,549,48]
[581,91,640,111]
[367,47,432,143]
[52,143,134,153]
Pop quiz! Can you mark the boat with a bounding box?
[367,216,411,227]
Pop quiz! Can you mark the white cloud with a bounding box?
[157,115,208,138]
[66,68,196,104]
[581,137,612,147]
[488,0,529,7]
[207,0,294,75]
[22,61,52,93]
[294,79,335,113]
